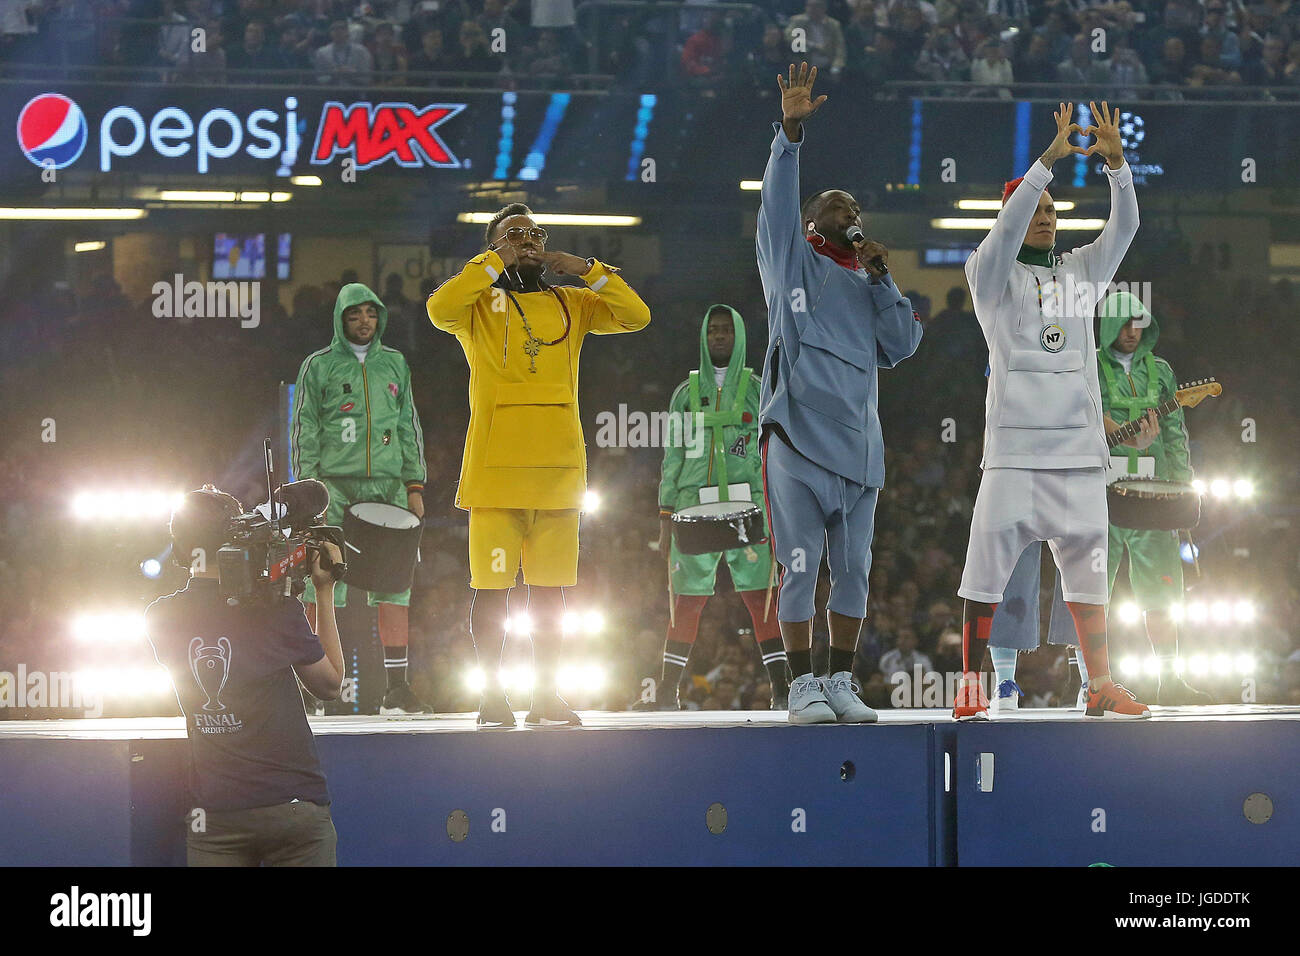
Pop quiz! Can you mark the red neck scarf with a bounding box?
[806,234,859,270]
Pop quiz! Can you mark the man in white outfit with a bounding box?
[954,101,1151,720]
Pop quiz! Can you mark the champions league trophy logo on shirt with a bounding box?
[189,637,232,712]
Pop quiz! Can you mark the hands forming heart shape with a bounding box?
[1044,100,1126,170]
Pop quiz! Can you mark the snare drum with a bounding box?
[671,501,765,555]
[1107,478,1201,531]
[342,502,423,592]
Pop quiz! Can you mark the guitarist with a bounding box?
[1097,290,1212,705]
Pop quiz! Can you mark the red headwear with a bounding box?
[1002,176,1025,205]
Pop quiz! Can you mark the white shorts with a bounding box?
[958,467,1108,605]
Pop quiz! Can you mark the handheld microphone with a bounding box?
[846,225,888,274]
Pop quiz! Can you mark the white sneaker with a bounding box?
[824,671,878,723]
[787,674,836,725]
[990,679,1021,716]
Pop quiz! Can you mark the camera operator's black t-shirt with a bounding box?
[145,578,331,811]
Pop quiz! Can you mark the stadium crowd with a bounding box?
[3,0,1300,95]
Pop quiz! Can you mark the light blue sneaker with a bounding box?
[991,678,1022,716]
[825,671,877,723]
[787,674,836,725]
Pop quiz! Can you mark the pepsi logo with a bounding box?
[17,93,87,169]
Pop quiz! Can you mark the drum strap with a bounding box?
[688,368,752,502]
[1099,350,1159,474]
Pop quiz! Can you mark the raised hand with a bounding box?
[1038,101,1085,168]
[854,239,889,278]
[1079,100,1125,170]
[777,61,827,134]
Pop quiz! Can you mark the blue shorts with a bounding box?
[762,430,879,622]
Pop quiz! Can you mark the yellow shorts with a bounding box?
[468,507,581,589]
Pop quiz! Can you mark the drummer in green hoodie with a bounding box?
[650,305,790,710]
[291,282,431,715]
[1098,290,1210,705]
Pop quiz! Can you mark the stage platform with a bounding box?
[1,706,1296,866]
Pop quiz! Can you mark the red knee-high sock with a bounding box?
[1066,601,1109,688]
[661,594,708,695]
[961,601,997,679]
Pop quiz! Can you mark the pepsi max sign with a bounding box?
[14,91,464,175]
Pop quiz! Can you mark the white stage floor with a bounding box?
[0,703,1297,738]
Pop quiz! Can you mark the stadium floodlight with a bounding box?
[74,240,106,252]
[72,611,147,644]
[1209,478,1230,499]
[1169,602,1185,623]
[158,190,238,202]
[290,175,322,186]
[1233,600,1256,623]
[1211,601,1232,623]
[1186,602,1208,623]
[1233,479,1254,499]
[931,217,1105,230]
[457,212,641,227]
[1191,479,1207,495]
[584,610,605,634]
[740,180,762,190]
[583,489,601,512]
[0,207,145,220]
[956,198,1074,211]
[464,668,487,692]
[1117,602,1140,625]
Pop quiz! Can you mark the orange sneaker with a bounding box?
[1085,681,1151,719]
[952,678,989,721]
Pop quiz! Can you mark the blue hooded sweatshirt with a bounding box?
[756,122,923,487]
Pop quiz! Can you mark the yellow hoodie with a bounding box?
[427,249,651,510]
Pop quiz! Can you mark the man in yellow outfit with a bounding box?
[427,204,651,727]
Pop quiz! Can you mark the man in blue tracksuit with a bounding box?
[756,62,924,724]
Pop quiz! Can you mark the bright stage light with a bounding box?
[1172,657,1185,676]
[584,610,605,634]
[740,180,762,190]
[1210,479,1230,499]
[1186,602,1208,624]
[1235,654,1255,675]
[1234,601,1256,623]
[457,212,641,227]
[1233,479,1254,499]
[1188,655,1208,677]
[931,217,1105,231]
[0,207,146,220]
[1211,601,1232,623]
[505,613,532,636]
[74,666,172,697]
[290,175,322,186]
[1117,602,1140,625]
[1118,655,1140,677]
[1142,655,1162,677]
[72,611,147,644]
[498,667,535,693]
[464,668,487,692]
[1169,603,1185,623]
[1191,479,1206,495]
[158,190,239,202]
[72,489,184,521]
[74,240,107,252]
[1212,653,1233,676]
[141,558,162,579]
[583,489,601,512]
[561,611,580,633]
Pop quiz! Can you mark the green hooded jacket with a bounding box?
[659,304,764,513]
[291,283,427,488]
[1096,290,1192,482]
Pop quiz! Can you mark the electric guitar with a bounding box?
[1106,378,1221,450]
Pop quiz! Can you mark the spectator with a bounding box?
[449,20,500,78]
[1189,33,1242,88]
[681,11,727,88]
[889,1,928,64]
[524,27,571,80]
[1106,39,1149,97]
[156,0,193,72]
[178,18,227,84]
[1283,39,1300,85]
[532,0,575,31]
[313,18,374,84]
[1200,1,1242,69]
[226,20,284,77]
[1148,35,1191,87]
[970,38,1013,95]
[1016,32,1056,84]
[477,0,523,46]
[916,26,969,83]
[857,25,913,83]
[878,627,933,682]
[1033,8,1072,64]
[370,20,408,84]
[409,26,452,74]
[843,0,878,70]
[785,0,847,82]
[1242,33,1286,86]
[750,22,790,91]
[274,22,311,72]
[1057,33,1107,85]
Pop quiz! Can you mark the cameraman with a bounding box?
[145,486,345,867]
